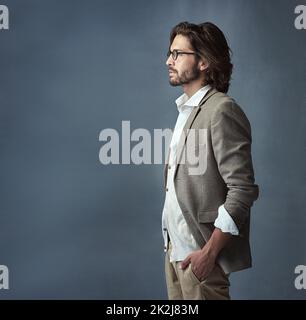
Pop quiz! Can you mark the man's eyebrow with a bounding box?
[170,47,189,51]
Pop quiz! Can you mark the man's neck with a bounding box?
[182,80,207,98]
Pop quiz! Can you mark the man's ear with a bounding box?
[198,59,209,71]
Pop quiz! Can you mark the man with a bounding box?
[162,21,259,300]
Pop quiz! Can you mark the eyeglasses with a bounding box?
[167,49,198,61]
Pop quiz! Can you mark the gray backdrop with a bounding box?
[0,0,305,299]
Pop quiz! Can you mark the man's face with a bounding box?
[166,34,201,86]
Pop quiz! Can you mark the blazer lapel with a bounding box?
[163,149,170,189]
[173,88,218,179]
[198,88,218,107]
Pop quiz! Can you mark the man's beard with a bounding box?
[169,64,201,86]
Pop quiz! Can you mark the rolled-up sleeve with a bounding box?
[214,204,239,235]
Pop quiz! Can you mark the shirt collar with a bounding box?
[175,84,212,113]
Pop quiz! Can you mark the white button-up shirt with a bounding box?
[162,85,239,262]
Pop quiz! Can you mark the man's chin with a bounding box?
[169,80,181,86]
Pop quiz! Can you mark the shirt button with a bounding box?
[168,166,171,170]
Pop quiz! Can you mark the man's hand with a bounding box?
[180,246,217,281]
[181,228,233,281]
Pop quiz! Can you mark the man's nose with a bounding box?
[166,55,173,66]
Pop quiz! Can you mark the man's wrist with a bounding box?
[201,239,218,259]
[202,228,232,258]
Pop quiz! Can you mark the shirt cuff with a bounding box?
[214,204,239,235]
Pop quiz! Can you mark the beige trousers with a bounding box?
[165,242,230,300]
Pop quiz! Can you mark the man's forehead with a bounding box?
[170,34,192,50]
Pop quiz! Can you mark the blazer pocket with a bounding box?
[198,210,218,223]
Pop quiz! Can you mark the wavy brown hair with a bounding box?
[170,21,233,93]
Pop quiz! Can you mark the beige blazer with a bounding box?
[164,88,259,274]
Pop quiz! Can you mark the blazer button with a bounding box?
[168,166,171,170]
[166,188,169,191]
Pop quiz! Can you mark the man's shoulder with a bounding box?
[200,89,250,125]
[205,90,238,111]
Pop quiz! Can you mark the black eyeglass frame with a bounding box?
[167,49,199,61]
